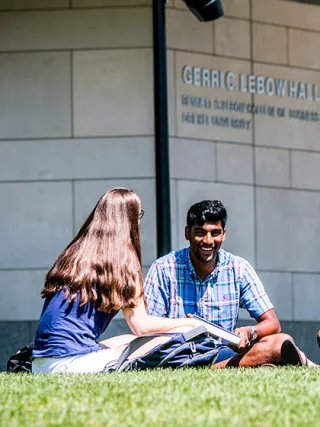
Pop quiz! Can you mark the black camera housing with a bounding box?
[183,0,224,22]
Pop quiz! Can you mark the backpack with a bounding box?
[7,342,33,373]
[113,326,220,372]
[6,326,220,373]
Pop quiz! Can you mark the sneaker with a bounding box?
[317,330,320,348]
[280,340,306,366]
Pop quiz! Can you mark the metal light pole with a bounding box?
[153,0,172,258]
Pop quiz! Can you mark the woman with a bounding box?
[32,187,197,373]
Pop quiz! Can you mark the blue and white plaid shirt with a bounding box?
[144,248,273,332]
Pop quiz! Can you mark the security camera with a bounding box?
[183,0,224,22]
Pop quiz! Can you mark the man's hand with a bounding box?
[231,327,252,353]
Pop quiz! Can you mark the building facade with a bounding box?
[1,0,320,368]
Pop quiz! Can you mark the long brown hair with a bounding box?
[42,187,143,312]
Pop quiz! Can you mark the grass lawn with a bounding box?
[1,368,319,426]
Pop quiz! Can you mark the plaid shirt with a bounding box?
[144,248,273,332]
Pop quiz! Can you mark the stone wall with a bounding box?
[1,0,320,368]
[168,0,320,345]
[0,0,157,369]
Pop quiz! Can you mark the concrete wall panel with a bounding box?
[258,271,293,320]
[293,273,320,321]
[0,8,152,51]
[0,52,71,139]
[169,138,216,181]
[291,151,320,191]
[253,23,288,65]
[253,63,320,151]
[177,180,255,264]
[176,51,252,143]
[166,9,214,54]
[0,0,68,9]
[170,179,179,251]
[238,271,293,321]
[256,187,320,272]
[0,138,154,181]
[73,49,153,137]
[217,142,253,184]
[167,50,177,137]
[289,29,320,70]
[255,147,290,187]
[0,270,46,321]
[1,0,320,327]
[172,0,190,11]
[223,0,250,19]
[0,182,73,269]
[237,308,251,321]
[74,179,156,266]
[214,18,250,59]
[72,0,151,6]
[252,0,320,32]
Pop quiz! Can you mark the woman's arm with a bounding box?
[122,298,197,336]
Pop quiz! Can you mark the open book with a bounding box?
[193,315,241,346]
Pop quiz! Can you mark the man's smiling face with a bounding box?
[185,221,226,264]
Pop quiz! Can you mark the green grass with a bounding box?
[1,368,320,427]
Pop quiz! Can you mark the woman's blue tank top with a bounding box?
[32,288,118,358]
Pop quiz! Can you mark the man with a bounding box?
[144,200,315,367]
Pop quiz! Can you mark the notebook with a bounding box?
[193,315,241,346]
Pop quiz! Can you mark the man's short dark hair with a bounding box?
[186,200,228,229]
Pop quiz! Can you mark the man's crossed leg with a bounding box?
[212,333,316,368]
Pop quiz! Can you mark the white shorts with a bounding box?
[32,347,118,374]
